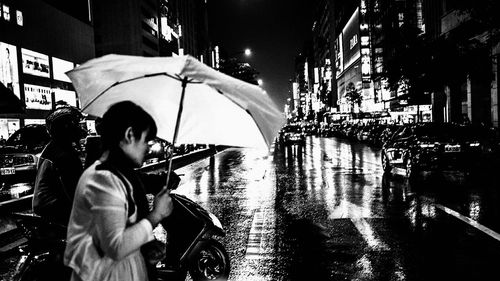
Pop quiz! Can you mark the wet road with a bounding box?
[174,136,500,281]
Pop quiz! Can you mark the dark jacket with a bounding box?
[32,140,83,225]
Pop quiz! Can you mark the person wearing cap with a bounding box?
[32,106,86,225]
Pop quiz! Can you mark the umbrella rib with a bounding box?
[81,72,184,111]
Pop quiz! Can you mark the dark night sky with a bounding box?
[208,0,318,109]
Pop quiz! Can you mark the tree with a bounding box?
[344,82,362,114]
[218,58,260,85]
[381,24,431,102]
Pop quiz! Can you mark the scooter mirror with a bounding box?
[166,171,181,190]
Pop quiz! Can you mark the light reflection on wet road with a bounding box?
[174,136,500,281]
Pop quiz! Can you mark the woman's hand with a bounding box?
[146,189,173,227]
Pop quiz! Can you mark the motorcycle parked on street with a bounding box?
[10,212,70,281]
[156,191,230,281]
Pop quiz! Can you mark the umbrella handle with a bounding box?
[165,77,188,190]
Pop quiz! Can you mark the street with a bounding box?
[174,136,500,281]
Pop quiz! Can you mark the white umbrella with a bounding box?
[68,54,284,149]
[67,54,285,183]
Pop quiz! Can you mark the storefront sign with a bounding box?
[24,84,52,110]
[21,48,50,78]
[0,41,20,98]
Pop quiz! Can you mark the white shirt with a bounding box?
[64,161,154,281]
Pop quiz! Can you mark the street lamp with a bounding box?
[230,48,252,58]
[257,78,263,86]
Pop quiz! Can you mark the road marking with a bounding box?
[329,199,389,250]
[433,202,500,243]
[329,199,382,219]
[351,218,390,251]
[245,207,272,259]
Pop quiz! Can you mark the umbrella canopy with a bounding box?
[0,82,25,114]
[67,54,285,149]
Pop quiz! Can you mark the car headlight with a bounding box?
[469,142,480,147]
[149,142,162,153]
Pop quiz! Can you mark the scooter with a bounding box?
[10,194,230,281]
[156,191,230,281]
[9,212,70,281]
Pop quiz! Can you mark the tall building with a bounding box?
[311,0,336,113]
[368,0,432,123]
[432,0,498,126]
[93,0,210,59]
[0,0,94,138]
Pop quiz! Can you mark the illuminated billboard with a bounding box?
[21,48,50,78]
[53,88,77,107]
[342,8,360,70]
[24,84,52,110]
[52,57,74,82]
[335,34,343,78]
[0,42,20,98]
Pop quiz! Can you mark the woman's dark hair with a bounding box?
[100,101,157,149]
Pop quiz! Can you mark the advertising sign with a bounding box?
[0,118,19,140]
[21,48,50,78]
[342,8,360,70]
[0,42,20,98]
[53,88,77,107]
[2,4,10,21]
[335,34,343,78]
[24,84,52,110]
[52,57,74,82]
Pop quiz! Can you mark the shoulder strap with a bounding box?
[96,162,136,217]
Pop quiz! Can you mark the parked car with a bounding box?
[381,123,497,179]
[279,124,306,146]
[366,125,388,147]
[0,125,50,200]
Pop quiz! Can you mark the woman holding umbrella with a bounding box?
[64,101,175,281]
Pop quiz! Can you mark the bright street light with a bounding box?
[244,48,252,56]
[257,79,263,86]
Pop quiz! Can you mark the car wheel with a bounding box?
[382,153,391,174]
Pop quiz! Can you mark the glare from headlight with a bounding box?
[208,212,223,229]
[149,142,162,153]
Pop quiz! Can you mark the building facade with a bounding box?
[0,0,94,139]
